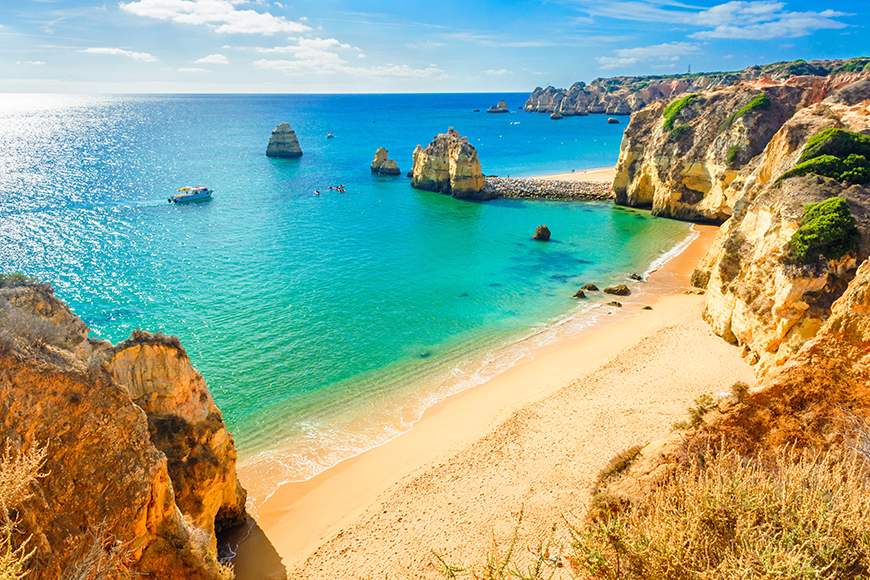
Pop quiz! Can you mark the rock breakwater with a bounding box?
[484,177,613,201]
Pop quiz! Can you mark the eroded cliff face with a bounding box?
[690,88,870,376]
[0,285,245,579]
[613,74,867,223]
[411,128,488,200]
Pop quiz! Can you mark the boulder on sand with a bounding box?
[603,284,631,296]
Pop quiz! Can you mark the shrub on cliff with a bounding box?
[719,92,771,132]
[787,197,860,264]
[778,153,870,185]
[799,128,870,164]
[661,94,697,130]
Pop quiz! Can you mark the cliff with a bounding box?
[0,282,246,579]
[411,128,488,200]
[370,147,400,175]
[525,57,870,117]
[265,122,302,158]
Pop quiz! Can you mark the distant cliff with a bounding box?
[0,280,246,579]
[525,58,870,117]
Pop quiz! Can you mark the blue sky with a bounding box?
[1,0,866,92]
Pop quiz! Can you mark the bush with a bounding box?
[788,197,861,264]
[799,128,870,164]
[661,94,697,130]
[726,145,740,165]
[673,393,715,430]
[668,124,691,140]
[594,446,643,491]
[719,92,771,132]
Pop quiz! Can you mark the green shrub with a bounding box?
[719,93,771,132]
[799,128,870,164]
[673,393,716,430]
[669,124,691,140]
[779,152,870,185]
[662,94,698,130]
[788,197,860,264]
[726,145,740,164]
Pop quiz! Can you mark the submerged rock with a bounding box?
[604,284,631,296]
[573,290,587,299]
[266,122,303,158]
[629,273,643,281]
[532,225,551,241]
[411,127,488,200]
[371,147,401,175]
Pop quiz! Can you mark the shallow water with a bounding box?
[0,93,690,505]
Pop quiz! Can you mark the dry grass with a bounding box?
[60,521,137,580]
[571,447,870,579]
[0,444,48,580]
[672,393,716,430]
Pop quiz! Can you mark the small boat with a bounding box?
[168,186,213,203]
[326,132,335,139]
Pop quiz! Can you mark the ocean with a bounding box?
[0,92,691,508]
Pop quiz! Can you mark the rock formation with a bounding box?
[550,112,563,120]
[532,225,551,241]
[573,290,586,299]
[608,64,870,376]
[370,147,401,175]
[487,100,509,113]
[603,284,631,296]
[607,118,620,124]
[0,282,246,579]
[411,128,488,200]
[266,122,303,158]
[524,57,870,118]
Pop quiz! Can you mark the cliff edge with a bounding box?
[0,280,246,579]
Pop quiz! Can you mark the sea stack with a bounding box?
[371,147,401,175]
[411,127,488,200]
[266,122,303,158]
[487,99,510,113]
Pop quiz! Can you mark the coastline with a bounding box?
[229,222,754,579]
[537,165,616,183]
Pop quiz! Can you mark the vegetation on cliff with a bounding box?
[800,128,870,163]
[787,197,861,264]
[777,128,870,186]
[719,92,771,132]
[661,93,697,130]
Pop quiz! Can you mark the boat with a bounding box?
[168,186,213,203]
[326,132,335,139]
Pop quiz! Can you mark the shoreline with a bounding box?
[536,165,616,183]
[228,222,739,578]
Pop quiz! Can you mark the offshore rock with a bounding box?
[371,147,401,175]
[266,122,303,158]
[0,284,246,579]
[532,225,551,241]
[411,127,488,200]
[604,284,631,296]
[582,283,599,291]
[573,290,587,299]
[607,117,620,124]
[550,112,563,120]
[487,99,509,113]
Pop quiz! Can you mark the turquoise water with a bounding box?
[0,93,690,505]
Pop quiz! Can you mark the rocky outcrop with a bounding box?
[603,284,631,296]
[411,128,488,200]
[532,225,550,241]
[0,283,245,579]
[265,122,302,158]
[690,96,870,376]
[487,100,509,113]
[607,118,620,124]
[525,57,870,117]
[370,147,401,175]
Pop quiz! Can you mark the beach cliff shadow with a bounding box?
[219,516,287,580]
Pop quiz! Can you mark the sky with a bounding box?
[0,0,866,93]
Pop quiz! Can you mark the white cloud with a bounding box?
[483,69,512,75]
[253,58,447,79]
[81,47,157,61]
[596,41,701,69]
[358,64,447,79]
[120,0,311,35]
[178,67,208,72]
[195,53,229,64]
[22,61,47,65]
[575,0,849,40]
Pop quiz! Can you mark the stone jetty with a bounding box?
[484,177,613,201]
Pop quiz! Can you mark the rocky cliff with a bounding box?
[411,128,488,200]
[525,57,870,117]
[265,122,302,158]
[0,282,246,579]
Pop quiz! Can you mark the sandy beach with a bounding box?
[230,223,755,579]
[538,166,616,183]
